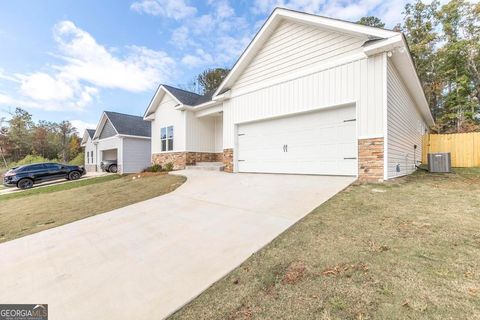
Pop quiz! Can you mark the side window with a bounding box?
[161,127,167,152]
[167,126,174,151]
[27,164,46,171]
[86,152,89,164]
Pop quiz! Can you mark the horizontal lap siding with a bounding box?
[223,54,385,148]
[233,20,366,92]
[387,61,426,178]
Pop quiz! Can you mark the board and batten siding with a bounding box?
[151,93,186,153]
[122,137,151,173]
[223,54,385,148]
[386,60,427,178]
[185,111,216,152]
[233,20,367,93]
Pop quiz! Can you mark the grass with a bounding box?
[0,172,185,243]
[0,174,121,200]
[170,168,480,320]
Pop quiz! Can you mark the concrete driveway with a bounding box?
[0,170,354,319]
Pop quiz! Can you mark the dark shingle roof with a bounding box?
[163,85,212,106]
[104,111,151,138]
[86,129,95,138]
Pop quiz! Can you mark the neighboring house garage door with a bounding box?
[237,104,357,175]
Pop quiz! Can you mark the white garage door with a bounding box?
[237,104,357,175]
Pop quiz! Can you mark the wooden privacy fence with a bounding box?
[422,132,480,167]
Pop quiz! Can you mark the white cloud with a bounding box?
[70,119,97,135]
[0,20,175,111]
[252,0,405,27]
[171,26,191,48]
[181,49,214,67]
[53,21,175,92]
[19,73,75,101]
[130,0,197,20]
[157,0,252,71]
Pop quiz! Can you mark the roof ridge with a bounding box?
[162,84,203,97]
[104,110,144,118]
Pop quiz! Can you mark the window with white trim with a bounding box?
[161,126,174,151]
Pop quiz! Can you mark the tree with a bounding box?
[68,135,81,160]
[196,68,230,94]
[402,0,441,119]
[357,16,385,28]
[435,0,480,132]
[57,121,76,162]
[7,108,34,160]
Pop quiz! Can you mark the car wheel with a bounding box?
[68,171,82,180]
[17,178,34,190]
[108,164,118,173]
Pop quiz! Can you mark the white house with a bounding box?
[144,8,434,182]
[81,111,151,174]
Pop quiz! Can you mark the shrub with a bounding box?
[163,162,174,172]
[69,152,84,166]
[143,163,162,173]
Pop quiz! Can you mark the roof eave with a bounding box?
[213,7,400,98]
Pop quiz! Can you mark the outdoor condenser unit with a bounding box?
[427,153,452,173]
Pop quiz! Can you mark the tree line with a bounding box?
[359,0,480,133]
[0,108,81,165]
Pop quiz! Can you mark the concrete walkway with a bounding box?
[0,171,354,319]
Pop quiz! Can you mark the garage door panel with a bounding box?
[237,105,357,176]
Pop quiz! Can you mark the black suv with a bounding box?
[3,162,86,189]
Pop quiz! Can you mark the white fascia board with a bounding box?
[213,9,281,98]
[277,8,398,39]
[213,8,399,98]
[195,105,223,118]
[192,100,223,111]
[143,85,183,119]
[117,134,151,140]
[363,34,403,56]
[390,38,435,126]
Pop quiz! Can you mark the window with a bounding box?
[161,126,174,151]
[86,152,89,164]
[90,151,94,163]
[45,163,61,170]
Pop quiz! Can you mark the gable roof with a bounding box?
[81,129,95,146]
[213,7,434,126]
[93,111,151,139]
[104,111,151,137]
[143,84,214,118]
[86,129,95,139]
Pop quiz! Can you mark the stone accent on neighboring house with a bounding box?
[358,137,384,182]
[152,152,223,170]
[84,164,96,172]
[223,148,234,173]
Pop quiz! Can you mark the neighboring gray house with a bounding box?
[81,111,151,174]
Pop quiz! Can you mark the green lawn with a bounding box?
[170,169,480,320]
[0,174,121,200]
[0,173,185,243]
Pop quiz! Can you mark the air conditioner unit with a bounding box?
[427,153,452,173]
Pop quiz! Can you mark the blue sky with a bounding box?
[0,0,413,134]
